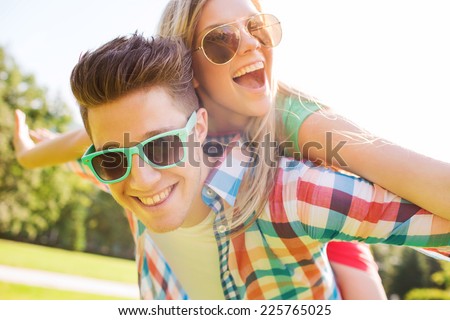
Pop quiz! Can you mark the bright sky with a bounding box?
[1,0,449,162]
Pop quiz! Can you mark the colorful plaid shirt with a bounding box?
[69,140,450,300]
[119,143,450,300]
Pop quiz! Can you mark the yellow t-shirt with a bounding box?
[148,211,225,299]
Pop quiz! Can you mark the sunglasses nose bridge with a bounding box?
[128,145,146,163]
[120,146,145,175]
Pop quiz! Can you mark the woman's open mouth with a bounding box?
[232,62,266,89]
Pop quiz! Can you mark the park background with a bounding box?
[0,0,449,299]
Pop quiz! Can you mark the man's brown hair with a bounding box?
[70,34,199,136]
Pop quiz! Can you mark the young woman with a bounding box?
[14,0,450,299]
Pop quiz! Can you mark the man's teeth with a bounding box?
[233,61,264,78]
[139,186,172,206]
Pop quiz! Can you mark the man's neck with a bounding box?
[181,161,212,228]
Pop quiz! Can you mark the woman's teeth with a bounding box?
[139,186,172,206]
[233,61,264,79]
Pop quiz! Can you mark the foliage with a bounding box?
[371,245,447,299]
[403,261,450,300]
[84,191,135,258]
[431,260,450,288]
[0,47,134,259]
[405,288,450,300]
[389,248,440,298]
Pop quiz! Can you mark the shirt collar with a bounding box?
[203,134,250,207]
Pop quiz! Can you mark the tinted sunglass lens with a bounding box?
[143,135,184,166]
[92,152,128,181]
[203,25,240,64]
[248,14,282,47]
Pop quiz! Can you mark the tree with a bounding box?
[0,46,72,240]
[0,47,134,258]
[371,244,445,299]
[405,261,450,300]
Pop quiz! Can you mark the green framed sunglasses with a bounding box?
[81,111,197,184]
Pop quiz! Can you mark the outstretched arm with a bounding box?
[13,110,91,169]
[298,111,450,219]
[284,157,450,249]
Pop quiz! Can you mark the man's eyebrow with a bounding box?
[95,126,179,151]
[143,127,178,140]
[97,142,120,151]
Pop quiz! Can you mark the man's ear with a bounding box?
[193,76,200,89]
[194,108,208,143]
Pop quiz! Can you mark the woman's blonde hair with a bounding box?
[157,0,312,235]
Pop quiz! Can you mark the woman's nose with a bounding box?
[237,25,261,55]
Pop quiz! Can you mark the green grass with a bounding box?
[0,239,136,283]
[0,281,129,300]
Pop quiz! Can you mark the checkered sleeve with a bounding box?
[278,159,450,250]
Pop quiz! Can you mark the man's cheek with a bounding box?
[110,188,127,207]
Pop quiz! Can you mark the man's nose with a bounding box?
[126,154,162,190]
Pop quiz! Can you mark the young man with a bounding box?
[71,34,449,300]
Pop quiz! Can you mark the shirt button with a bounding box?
[206,188,214,196]
[217,225,227,234]
[223,270,231,278]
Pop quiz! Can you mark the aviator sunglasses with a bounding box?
[81,111,197,184]
[193,13,282,65]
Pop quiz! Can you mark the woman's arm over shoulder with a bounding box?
[280,158,450,247]
[298,110,450,219]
